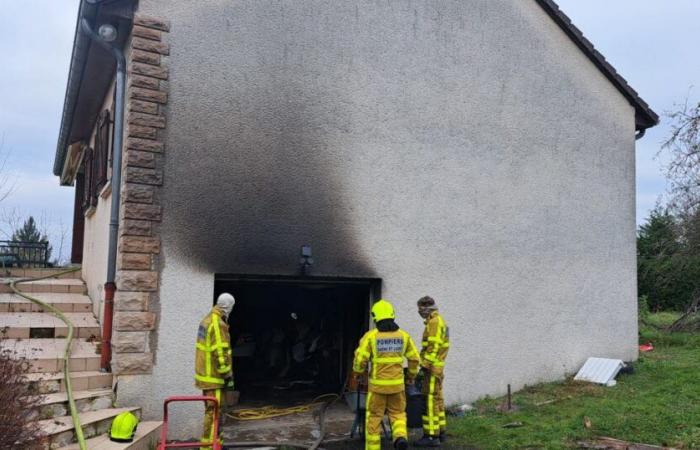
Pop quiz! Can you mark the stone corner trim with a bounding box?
[113,13,170,376]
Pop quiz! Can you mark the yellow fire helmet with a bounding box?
[371,299,395,322]
[110,411,139,443]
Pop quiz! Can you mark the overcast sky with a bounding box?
[0,1,698,261]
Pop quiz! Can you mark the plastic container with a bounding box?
[406,392,425,429]
[344,391,367,412]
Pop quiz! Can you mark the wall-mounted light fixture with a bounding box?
[300,245,313,275]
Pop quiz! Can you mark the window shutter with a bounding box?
[82,147,97,209]
[95,110,112,191]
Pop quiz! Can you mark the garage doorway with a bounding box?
[214,274,381,406]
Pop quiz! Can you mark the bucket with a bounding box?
[406,392,425,429]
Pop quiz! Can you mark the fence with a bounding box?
[0,241,50,268]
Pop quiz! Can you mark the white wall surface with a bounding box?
[119,0,639,437]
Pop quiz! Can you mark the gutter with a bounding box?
[79,17,126,372]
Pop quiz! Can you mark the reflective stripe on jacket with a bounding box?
[353,328,420,394]
[195,306,233,390]
[420,311,449,376]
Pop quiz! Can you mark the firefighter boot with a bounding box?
[394,437,409,450]
[414,435,441,447]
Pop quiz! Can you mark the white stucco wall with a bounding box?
[119,0,638,436]
[82,192,111,321]
[81,82,115,322]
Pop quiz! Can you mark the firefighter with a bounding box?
[195,292,236,449]
[353,299,420,450]
[415,296,450,447]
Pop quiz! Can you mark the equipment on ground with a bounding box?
[226,393,339,421]
[109,411,139,442]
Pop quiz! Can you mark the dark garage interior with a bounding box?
[214,275,380,406]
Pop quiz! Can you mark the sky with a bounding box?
[0,1,698,262]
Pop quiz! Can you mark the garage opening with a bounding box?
[215,274,380,407]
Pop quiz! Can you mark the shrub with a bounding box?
[0,350,46,448]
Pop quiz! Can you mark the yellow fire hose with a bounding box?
[226,393,339,421]
[7,267,87,450]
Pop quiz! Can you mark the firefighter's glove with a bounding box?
[224,377,235,391]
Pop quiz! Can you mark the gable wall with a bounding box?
[115,0,637,436]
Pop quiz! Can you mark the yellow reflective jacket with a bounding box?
[353,328,420,394]
[420,311,449,377]
[195,306,233,390]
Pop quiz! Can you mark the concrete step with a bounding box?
[29,388,114,420]
[58,420,162,450]
[0,267,82,280]
[0,292,92,313]
[0,338,100,372]
[25,370,113,394]
[0,277,87,294]
[0,312,100,339]
[36,407,141,449]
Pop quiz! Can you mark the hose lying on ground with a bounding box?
[226,393,339,421]
[224,393,341,449]
[7,267,87,450]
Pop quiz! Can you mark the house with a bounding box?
[53,0,658,437]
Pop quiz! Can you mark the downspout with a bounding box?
[80,17,126,371]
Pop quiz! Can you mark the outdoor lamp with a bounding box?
[98,24,118,42]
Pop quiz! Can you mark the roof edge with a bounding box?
[54,1,96,177]
[53,0,134,179]
[535,0,659,131]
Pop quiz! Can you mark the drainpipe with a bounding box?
[80,18,126,372]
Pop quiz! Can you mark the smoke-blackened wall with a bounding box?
[162,78,374,276]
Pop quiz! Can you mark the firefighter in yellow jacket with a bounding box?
[353,299,420,450]
[415,296,450,447]
[195,293,235,449]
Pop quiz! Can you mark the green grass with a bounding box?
[450,313,700,449]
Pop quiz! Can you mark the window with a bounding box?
[82,109,113,212]
[95,109,113,191]
[82,147,97,210]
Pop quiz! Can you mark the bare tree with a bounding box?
[659,93,700,326]
[0,135,16,204]
[53,218,69,266]
[662,94,700,216]
[0,206,22,240]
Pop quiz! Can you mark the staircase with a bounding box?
[0,268,161,450]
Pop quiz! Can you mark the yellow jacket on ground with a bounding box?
[195,306,233,390]
[420,311,449,377]
[353,328,420,394]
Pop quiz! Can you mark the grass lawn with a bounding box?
[450,313,700,449]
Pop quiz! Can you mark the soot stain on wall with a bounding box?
[163,79,375,277]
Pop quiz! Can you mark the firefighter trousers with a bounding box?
[365,391,407,450]
[201,388,223,449]
[421,374,446,436]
